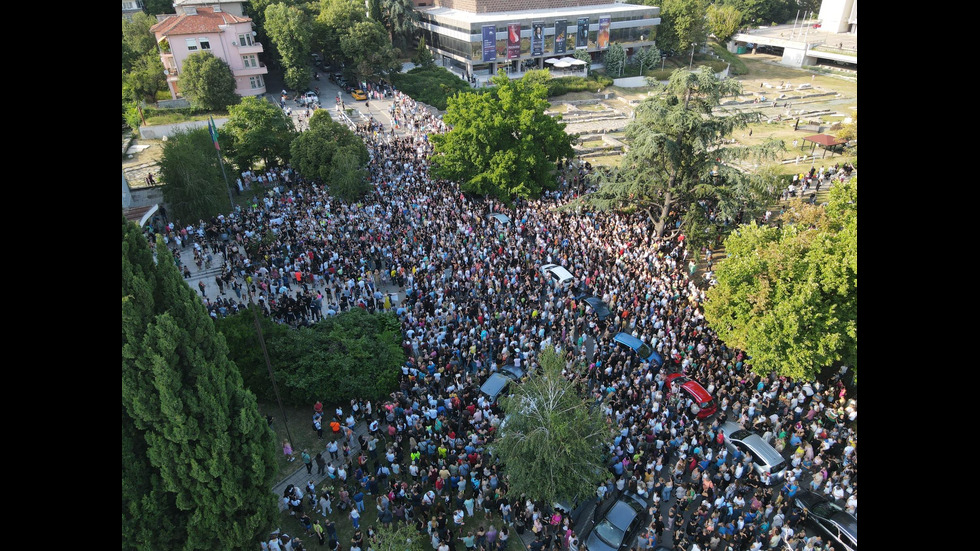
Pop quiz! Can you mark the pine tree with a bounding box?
[122,214,277,549]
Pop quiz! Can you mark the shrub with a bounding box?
[545,75,613,97]
[710,42,748,75]
[390,65,472,110]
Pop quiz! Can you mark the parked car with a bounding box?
[612,332,663,368]
[665,372,717,418]
[351,89,367,101]
[488,213,510,225]
[541,264,575,288]
[479,364,525,402]
[585,491,649,551]
[577,295,612,322]
[718,421,789,486]
[298,91,318,105]
[793,491,857,551]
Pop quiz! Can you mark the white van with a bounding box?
[541,264,574,288]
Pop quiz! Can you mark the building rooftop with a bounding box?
[419,2,659,24]
[150,6,251,36]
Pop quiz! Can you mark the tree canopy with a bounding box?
[375,0,419,51]
[340,19,403,83]
[159,127,232,224]
[265,2,314,91]
[703,178,858,381]
[429,71,574,205]
[654,0,709,54]
[289,110,370,201]
[267,308,405,405]
[582,67,782,250]
[180,51,239,110]
[707,3,745,43]
[122,217,277,549]
[223,95,297,172]
[491,346,609,505]
[604,43,627,77]
[315,0,368,71]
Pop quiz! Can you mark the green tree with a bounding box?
[583,67,781,249]
[430,71,574,205]
[122,217,278,549]
[703,178,857,381]
[269,309,405,405]
[180,51,239,110]
[412,36,434,69]
[376,0,419,51]
[122,11,160,70]
[372,520,428,551]
[604,43,627,77]
[265,2,313,91]
[654,0,709,54]
[315,0,366,70]
[290,110,369,184]
[223,96,297,172]
[720,0,796,26]
[123,51,168,103]
[159,127,232,223]
[707,3,744,43]
[835,109,857,155]
[214,306,291,402]
[572,49,592,72]
[631,45,661,74]
[142,0,174,16]
[340,19,402,82]
[329,145,371,202]
[492,346,609,505]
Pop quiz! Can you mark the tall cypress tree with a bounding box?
[122,214,277,549]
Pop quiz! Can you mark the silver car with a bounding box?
[718,422,788,486]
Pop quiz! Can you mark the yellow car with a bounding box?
[351,89,367,101]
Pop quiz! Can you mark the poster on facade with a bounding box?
[598,16,610,49]
[576,17,589,49]
[532,22,544,56]
[507,23,521,59]
[482,25,497,62]
[554,19,567,54]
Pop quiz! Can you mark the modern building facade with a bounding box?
[413,0,661,77]
[150,5,267,100]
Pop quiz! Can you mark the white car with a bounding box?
[298,91,318,105]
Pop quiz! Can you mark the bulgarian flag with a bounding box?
[208,116,220,150]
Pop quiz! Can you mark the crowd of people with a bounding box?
[144,88,857,551]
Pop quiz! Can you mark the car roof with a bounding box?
[489,213,510,224]
[613,332,644,349]
[582,296,611,319]
[738,433,785,467]
[542,264,574,281]
[604,499,640,531]
[499,364,525,380]
[480,373,510,401]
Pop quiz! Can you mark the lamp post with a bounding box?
[689,42,697,69]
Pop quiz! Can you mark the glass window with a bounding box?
[242,54,258,68]
[185,38,198,51]
[250,76,264,89]
[238,33,253,47]
[199,37,211,50]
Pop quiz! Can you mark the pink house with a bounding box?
[150,5,268,100]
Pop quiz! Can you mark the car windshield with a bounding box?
[635,343,653,358]
[593,520,625,547]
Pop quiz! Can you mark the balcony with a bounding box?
[237,41,263,54]
[234,62,268,77]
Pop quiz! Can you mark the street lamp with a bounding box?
[689,42,697,69]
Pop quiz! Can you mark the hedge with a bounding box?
[390,66,473,110]
[545,74,614,97]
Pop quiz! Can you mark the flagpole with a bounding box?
[208,117,235,211]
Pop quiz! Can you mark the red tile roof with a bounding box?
[150,7,251,37]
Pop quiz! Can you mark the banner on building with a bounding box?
[598,16,610,49]
[532,22,544,56]
[482,25,497,62]
[576,17,589,50]
[554,19,567,54]
[507,23,521,59]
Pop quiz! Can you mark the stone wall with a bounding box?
[139,117,229,140]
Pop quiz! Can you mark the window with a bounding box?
[250,76,264,89]
[185,38,198,51]
[238,33,254,47]
[199,37,211,50]
[242,54,258,68]
[122,2,136,9]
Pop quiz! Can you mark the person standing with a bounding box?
[316,452,327,476]
[303,450,313,475]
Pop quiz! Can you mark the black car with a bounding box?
[584,492,649,551]
[793,491,857,551]
[575,294,612,322]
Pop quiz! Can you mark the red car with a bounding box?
[665,372,717,418]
